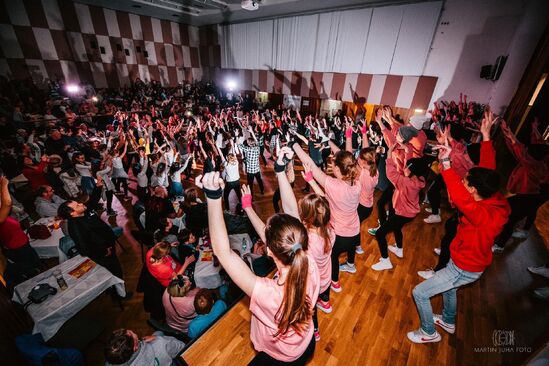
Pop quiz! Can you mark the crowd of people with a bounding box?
[0,75,548,365]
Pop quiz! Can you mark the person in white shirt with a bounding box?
[216,144,241,212]
[34,185,66,218]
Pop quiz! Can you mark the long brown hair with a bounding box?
[298,194,332,254]
[149,241,171,263]
[333,150,359,184]
[359,147,377,177]
[264,214,312,336]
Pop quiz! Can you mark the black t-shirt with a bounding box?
[145,196,176,232]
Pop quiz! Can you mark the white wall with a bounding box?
[424,0,549,114]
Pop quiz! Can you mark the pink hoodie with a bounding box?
[386,158,426,217]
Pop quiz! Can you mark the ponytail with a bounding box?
[334,150,359,185]
[359,147,378,178]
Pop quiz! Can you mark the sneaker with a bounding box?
[407,328,442,344]
[424,207,432,213]
[314,329,321,341]
[107,209,118,217]
[368,226,380,236]
[371,257,393,271]
[340,262,357,274]
[316,299,333,314]
[330,281,342,293]
[533,287,549,302]
[355,245,365,255]
[418,269,435,280]
[434,248,441,256]
[492,245,505,254]
[388,244,403,258]
[424,214,441,224]
[423,197,430,205]
[512,229,529,239]
[433,314,456,334]
[528,265,549,279]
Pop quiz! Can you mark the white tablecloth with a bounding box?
[12,255,126,341]
[29,217,68,262]
[194,233,252,289]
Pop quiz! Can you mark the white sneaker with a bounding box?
[339,262,357,274]
[424,207,432,213]
[418,269,435,280]
[434,248,441,256]
[355,245,365,254]
[528,265,549,279]
[388,244,403,258]
[371,257,393,271]
[512,229,529,239]
[368,226,380,236]
[407,328,441,344]
[424,214,441,224]
[492,245,505,253]
[433,314,456,334]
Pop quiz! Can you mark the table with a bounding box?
[12,255,126,341]
[29,217,68,262]
[194,233,252,289]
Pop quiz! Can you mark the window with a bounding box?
[125,49,130,56]
[136,46,141,53]
[90,41,97,49]
[144,50,149,58]
[116,44,122,51]
[100,46,105,54]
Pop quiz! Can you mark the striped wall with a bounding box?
[203,67,438,110]
[0,0,202,88]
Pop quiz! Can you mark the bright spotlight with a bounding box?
[66,84,80,94]
[91,96,98,102]
[226,80,236,91]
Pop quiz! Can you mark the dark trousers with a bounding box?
[137,186,148,202]
[434,212,459,271]
[273,183,295,213]
[105,190,113,211]
[427,174,445,215]
[357,204,373,223]
[247,172,264,196]
[95,252,123,279]
[312,286,330,330]
[495,193,546,248]
[375,214,414,258]
[331,234,360,282]
[223,180,242,211]
[377,183,395,224]
[259,146,268,166]
[114,178,128,195]
[248,335,315,366]
[4,242,40,267]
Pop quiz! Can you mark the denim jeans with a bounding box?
[412,259,482,334]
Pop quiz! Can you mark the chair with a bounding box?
[15,333,84,366]
[147,318,191,343]
[136,264,166,321]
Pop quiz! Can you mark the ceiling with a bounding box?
[74,0,436,27]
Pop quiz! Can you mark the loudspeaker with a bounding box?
[492,55,508,81]
[480,65,493,79]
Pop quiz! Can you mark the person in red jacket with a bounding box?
[21,155,50,191]
[407,111,510,344]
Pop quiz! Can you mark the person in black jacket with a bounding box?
[57,176,131,299]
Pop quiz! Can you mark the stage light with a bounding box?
[91,96,98,102]
[226,80,236,91]
[185,110,192,117]
[414,108,424,114]
[66,84,80,94]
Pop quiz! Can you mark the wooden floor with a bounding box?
[50,162,549,365]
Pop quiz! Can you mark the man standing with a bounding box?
[238,137,264,196]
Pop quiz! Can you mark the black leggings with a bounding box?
[426,174,445,215]
[375,214,414,258]
[331,234,360,282]
[223,180,242,211]
[377,184,394,224]
[114,178,128,195]
[357,204,373,223]
[495,193,548,248]
[434,211,459,271]
[312,286,330,330]
[247,172,264,196]
[105,190,113,211]
[273,183,295,213]
[248,335,315,366]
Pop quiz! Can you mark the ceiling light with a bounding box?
[241,0,259,11]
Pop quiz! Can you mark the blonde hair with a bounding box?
[359,147,377,178]
[264,214,312,336]
[149,241,171,263]
[334,150,360,184]
[298,194,332,254]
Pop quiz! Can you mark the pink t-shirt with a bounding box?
[162,288,199,333]
[324,176,361,237]
[249,254,320,362]
[307,230,335,293]
[358,169,379,208]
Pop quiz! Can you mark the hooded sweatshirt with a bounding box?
[105,334,184,366]
[385,158,425,217]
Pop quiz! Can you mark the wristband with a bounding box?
[274,161,286,173]
[203,187,223,199]
[345,128,353,139]
[361,125,367,134]
[440,157,451,163]
[242,194,252,209]
[303,171,313,182]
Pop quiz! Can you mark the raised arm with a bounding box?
[301,161,325,197]
[275,147,299,219]
[240,185,266,243]
[0,177,12,224]
[292,142,327,187]
[478,109,497,170]
[197,173,256,297]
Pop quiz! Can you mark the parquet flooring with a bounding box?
[32,161,549,365]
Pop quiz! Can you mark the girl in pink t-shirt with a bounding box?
[357,147,379,224]
[293,141,361,294]
[197,167,320,365]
